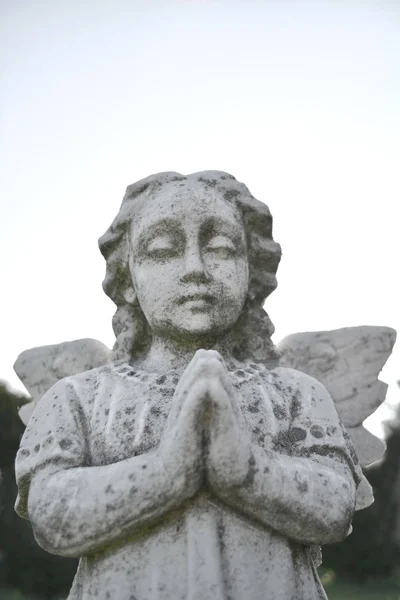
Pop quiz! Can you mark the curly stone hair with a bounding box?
[98,171,282,364]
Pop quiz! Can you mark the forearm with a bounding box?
[215,444,356,545]
[28,450,183,557]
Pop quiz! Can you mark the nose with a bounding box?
[180,246,211,284]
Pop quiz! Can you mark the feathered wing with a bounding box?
[278,325,397,509]
[14,338,112,425]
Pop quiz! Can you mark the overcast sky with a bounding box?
[1,0,399,436]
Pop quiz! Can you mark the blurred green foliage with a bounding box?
[320,569,400,599]
[323,416,400,582]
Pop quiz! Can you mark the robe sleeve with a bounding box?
[15,376,89,520]
[282,369,364,491]
[217,369,361,546]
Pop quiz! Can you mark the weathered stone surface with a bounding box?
[14,339,111,424]
[278,326,396,466]
[14,172,395,599]
[278,326,395,427]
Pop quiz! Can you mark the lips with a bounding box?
[177,293,214,305]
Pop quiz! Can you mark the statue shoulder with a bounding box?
[269,365,329,398]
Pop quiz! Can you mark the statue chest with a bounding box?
[83,366,294,466]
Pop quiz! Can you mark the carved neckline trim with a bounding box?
[109,360,266,383]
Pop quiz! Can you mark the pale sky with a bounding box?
[1,0,399,437]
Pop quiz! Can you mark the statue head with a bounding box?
[99,171,281,364]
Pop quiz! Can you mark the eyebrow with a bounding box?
[137,218,182,247]
[200,216,245,246]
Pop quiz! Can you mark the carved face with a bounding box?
[128,181,249,343]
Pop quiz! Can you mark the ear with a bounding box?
[123,285,137,305]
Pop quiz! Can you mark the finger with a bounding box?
[178,378,209,433]
[208,379,237,438]
[174,356,222,404]
[168,353,226,433]
[213,366,244,422]
[173,349,214,401]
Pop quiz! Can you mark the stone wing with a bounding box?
[278,326,396,468]
[14,338,112,425]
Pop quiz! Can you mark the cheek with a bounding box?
[132,262,180,314]
[208,259,249,305]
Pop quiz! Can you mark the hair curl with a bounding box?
[98,171,282,364]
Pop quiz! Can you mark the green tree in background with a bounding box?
[323,413,400,582]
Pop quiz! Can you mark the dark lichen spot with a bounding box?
[34,444,40,453]
[128,486,138,499]
[288,427,307,443]
[198,177,218,188]
[273,405,287,420]
[156,375,167,385]
[160,387,174,397]
[263,466,270,473]
[273,430,290,450]
[290,391,302,419]
[247,402,260,413]
[294,471,309,493]
[273,380,283,392]
[20,449,30,457]
[105,484,114,494]
[326,425,337,436]
[217,521,226,551]
[223,189,239,200]
[235,369,246,378]
[310,425,324,439]
[126,183,149,200]
[59,439,73,450]
[243,453,258,487]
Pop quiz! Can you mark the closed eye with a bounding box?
[145,236,179,258]
[204,236,237,257]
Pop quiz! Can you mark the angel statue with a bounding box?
[14,171,396,600]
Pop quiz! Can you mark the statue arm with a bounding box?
[26,449,183,558]
[211,374,358,546]
[15,378,186,558]
[222,442,356,546]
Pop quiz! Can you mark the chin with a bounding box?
[175,317,218,340]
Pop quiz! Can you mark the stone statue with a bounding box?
[14,172,396,599]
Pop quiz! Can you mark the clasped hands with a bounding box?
[158,349,253,501]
